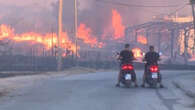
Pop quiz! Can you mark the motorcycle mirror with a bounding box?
[142,52,145,56]
[159,52,163,56]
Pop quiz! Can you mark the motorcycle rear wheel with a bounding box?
[125,80,131,88]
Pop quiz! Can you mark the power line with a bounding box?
[167,4,188,16]
[127,4,188,28]
[96,0,182,8]
[153,4,187,18]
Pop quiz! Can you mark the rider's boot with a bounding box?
[134,80,138,87]
[159,83,164,88]
[141,74,146,88]
[115,83,120,87]
[141,83,145,88]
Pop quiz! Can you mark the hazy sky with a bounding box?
[0,0,191,17]
[0,0,190,15]
[0,0,189,9]
[0,0,57,7]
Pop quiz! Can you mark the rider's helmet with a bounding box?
[149,45,154,51]
[125,44,130,48]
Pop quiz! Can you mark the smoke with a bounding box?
[0,3,56,33]
[78,0,94,11]
[0,0,191,36]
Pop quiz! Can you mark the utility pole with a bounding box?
[74,0,78,64]
[57,0,63,71]
[51,26,54,56]
[190,0,195,54]
[170,29,175,59]
[158,31,161,53]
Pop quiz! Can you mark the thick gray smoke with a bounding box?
[0,0,191,35]
[49,0,192,37]
[0,3,56,33]
[78,0,94,11]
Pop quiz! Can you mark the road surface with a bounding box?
[0,70,194,110]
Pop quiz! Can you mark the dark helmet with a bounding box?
[125,44,130,48]
[149,45,154,50]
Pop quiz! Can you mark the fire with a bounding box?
[77,23,103,48]
[0,24,14,39]
[179,29,195,55]
[137,35,147,45]
[132,48,143,58]
[0,24,77,54]
[112,9,125,39]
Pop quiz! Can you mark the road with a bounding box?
[0,70,194,110]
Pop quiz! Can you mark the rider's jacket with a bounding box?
[144,51,160,65]
[120,50,134,65]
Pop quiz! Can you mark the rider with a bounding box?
[141,45,164,88]
[116,44,138,87]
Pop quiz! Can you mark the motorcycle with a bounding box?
[145,65,161,88]
[120,64,135,88]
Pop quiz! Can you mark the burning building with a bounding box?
[125,15,195,64]
[0,24,77,56]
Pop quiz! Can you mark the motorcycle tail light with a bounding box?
[122,64,134,70]
[150,65,159,72]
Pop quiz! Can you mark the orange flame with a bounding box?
[0,24,14,39]
[112,9,125,39]
[77,23,103,48]
[137,35,147,45]
[132,48,143,58]
[0,24,77,54]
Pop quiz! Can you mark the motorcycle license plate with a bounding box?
[152,74,158,79]
[125,74,131,80]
